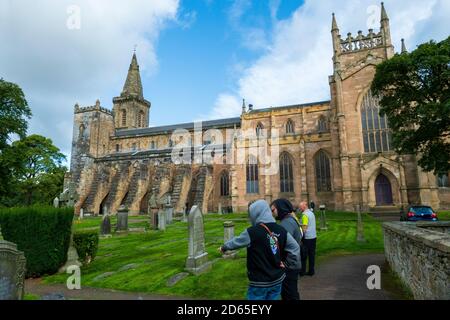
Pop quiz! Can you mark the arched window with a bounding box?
[168,139,173,148]
[78,124,85,139]
[121,110,127,127]
[361,90,392,153]
[437,173,449,188]
[256,123,264,137]
[220,171,230,196]
[318,116,327,133]
[150,141,156,149]
[286,119,294,134]
[280,153,294,193]
[246,156,259,194]
[315,150,332,192]
[137,111,145,127]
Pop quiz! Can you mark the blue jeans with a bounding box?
[247,284,282,300]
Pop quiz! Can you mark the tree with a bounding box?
[371,36,450,175]
[4,134,66,205]
[0,79,32,150]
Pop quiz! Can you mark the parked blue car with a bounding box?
[400,205,438,222]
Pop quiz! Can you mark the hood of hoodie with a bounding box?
[249,200,275,226]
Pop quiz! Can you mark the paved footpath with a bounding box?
[299,253,396,300]
[27,254,396,300]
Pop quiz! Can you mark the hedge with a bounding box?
[73,230,99,265]
[0,206,74,277]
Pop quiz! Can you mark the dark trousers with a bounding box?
[301,238,316,274]
[281,269,300,300]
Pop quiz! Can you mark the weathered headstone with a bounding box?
[59,218,81,273]
[222,221,237,259]
[116,205,128,232]
[158,210,166,231]
[53,197,59,208]
[218,203,223,215]
[185,206,211,275]
[148,193,159,229]
[165,205,174,224]
[79,208,84,220]
[0,225,26,300]
[356,204,366,243]
[100,214,111,236]
[102,205,108,216]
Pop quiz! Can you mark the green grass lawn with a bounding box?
[437,210,450,220]
[43,212,384,299]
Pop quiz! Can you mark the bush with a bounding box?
[0,206,74,277]
[73,230,99,265]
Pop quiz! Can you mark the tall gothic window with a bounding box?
[151,141,156,149]
[246,156,259,194]
[121,110,127,127]
[437,174,449,188]
[138,111,145,127]
[256,123,264,137]
[286,119,295,134]
[318,116,327,133]
[220,171,230,196]
[280,153,294,193]
[361,90,392,153]
[315,150,332,192]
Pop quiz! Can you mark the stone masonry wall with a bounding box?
[383,222,450,300]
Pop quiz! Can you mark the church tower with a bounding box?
[112,53,151,129]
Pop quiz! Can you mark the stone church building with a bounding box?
[65,4,449,216]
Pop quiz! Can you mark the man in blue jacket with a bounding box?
[219,200,301,300]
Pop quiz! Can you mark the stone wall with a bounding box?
[383,222,450,300]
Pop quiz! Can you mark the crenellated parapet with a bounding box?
[74,100,113,116]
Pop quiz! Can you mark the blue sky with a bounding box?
[1,0,449,161]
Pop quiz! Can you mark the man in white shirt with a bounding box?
[299,201,317,276]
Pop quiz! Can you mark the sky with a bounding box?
[1,0,449,163]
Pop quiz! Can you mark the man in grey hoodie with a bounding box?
[219,200,300,300]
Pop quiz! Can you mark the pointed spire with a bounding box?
[381,2,389,22]
[401,38,408,54]
[121,52,144,99]
[242,99,247,114]
[331,13,339,32]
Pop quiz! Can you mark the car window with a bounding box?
[411,207,433,214]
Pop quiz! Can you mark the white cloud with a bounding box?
[207,0,450,119]
[0,0,179,158]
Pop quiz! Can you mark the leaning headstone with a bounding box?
[100,214,111,237]
[116,205,128,233]
[223,221,237,259]
[0,225,26,300]
[185,206,211,275]
[158,210,166,231]
[53,197,59,208]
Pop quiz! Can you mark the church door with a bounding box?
[375,174,393,206]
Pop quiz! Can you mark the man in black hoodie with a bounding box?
[219,200,300,300]
[271,199,302,300]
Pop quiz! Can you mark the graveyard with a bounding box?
[37,210,387,300]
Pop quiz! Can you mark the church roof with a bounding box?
[246,100,331,114]
[115,117,241,138]
[121,53,144,99]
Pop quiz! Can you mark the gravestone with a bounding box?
[165,205,174,224]
[218,203,223,215]
[0,225,26,300]
[158,210,166,231]
[116,205,128,232]
[223,221,237,259]
[148,193,159,229]
[59,216,82,273]
[79,208,84,220]
[100,214,111,236]
[185,206,211,275]
[53,197,59,208]
[102,205,108,216]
